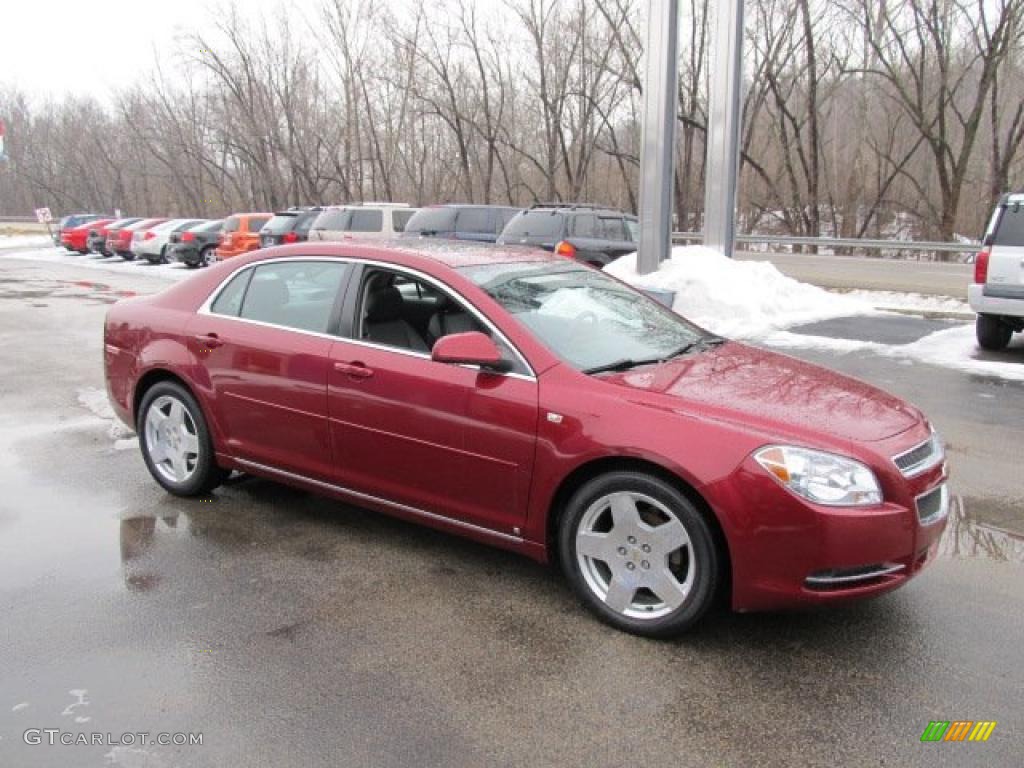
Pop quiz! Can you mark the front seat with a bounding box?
[363,286,429,352]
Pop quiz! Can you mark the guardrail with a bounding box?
[671,231,978,256]
[0,216,40,224]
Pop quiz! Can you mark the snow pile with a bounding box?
[881,326,1024,382]
[0,234,53,250]
[605,246,873,337]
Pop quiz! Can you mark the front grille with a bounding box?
[916,484,948,526]
[893,433,943,477]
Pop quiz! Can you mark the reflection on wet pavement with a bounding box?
[944,495,1024,562]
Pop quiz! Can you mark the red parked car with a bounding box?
[103,242,949,637]
[61,218,113,254]
[108,218,167,260]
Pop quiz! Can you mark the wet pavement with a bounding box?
[1,257,1022,768]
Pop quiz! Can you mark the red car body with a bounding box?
[108,218,167,258]
[61,218,113,253]
[104,242,948,614]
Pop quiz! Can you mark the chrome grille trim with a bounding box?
[805,563,905,587]
[893,433,944,478]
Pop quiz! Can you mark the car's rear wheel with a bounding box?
[976,314,1012,351]
[138,381,228,496]
[121,252,135,261]
[558,471,719,637]
[200,245,215,267]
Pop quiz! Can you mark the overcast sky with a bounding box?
[0,0,288,100]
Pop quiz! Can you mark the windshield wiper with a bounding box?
[583,337,727,376]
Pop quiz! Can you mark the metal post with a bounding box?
[703,0,745,257]
[636,0,680,274]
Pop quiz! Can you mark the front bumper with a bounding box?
[711,429,949,612]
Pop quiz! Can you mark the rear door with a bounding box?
[986,201,1024,297]
[189,259,351,480]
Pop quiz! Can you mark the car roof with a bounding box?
[239,238,563,270]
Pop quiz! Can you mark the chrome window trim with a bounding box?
[197,255,537,381]
[892,433,944,478]
[234,457,523,544]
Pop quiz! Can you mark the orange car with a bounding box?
[214,212,272,260]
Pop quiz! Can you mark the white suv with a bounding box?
[308,203,417,242]
[969,194,1024,350]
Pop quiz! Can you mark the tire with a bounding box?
[121,252,135,261]
[137,381,228,496]
[976,314,1012,351]
[558,471,719,638]
[200,245,215,267]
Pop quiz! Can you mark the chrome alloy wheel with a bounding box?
[144,395,201,484]
[575,491,696,620]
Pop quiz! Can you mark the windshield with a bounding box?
[460,262,708,372]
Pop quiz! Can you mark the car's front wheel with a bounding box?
[138,381,228,496]
[559,471,720,638]
[976,314,1012,351]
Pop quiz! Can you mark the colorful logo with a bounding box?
[921,721,996,742]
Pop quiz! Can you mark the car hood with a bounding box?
[598,341,921,443]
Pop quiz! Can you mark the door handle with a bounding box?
[194,334,223,350]
[334,361,374,379]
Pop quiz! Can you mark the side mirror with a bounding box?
[431,331,510,372]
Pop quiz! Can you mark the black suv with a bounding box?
[259,208,323,247]
[497,203,639,267]
[402,205,521,243]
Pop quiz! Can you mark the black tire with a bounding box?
[200,245,215,267]
[137,381,228,496]
[121,252,135,261]
[558,471,720,638]
[976,314,1012,351]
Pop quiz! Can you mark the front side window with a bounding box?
[210,270,252,317]
[460,262,706,373]
[571,214,597,238]
[596,216,627,241]
[235,261,348,333]
[392,209,415,232]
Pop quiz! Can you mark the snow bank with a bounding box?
[842,290,970,316]
[77,387,137,442]
[605,245,872,337]
[881,325,1024,382]
[0,234,53,250]
[0,245,192,282]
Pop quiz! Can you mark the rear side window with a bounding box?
[210,270,253,317]
[194,220,224,233]
[239,262,348,333]
[349,210,383,233]
[501,211,565,239]
[246,216,271,232]
[311,209,348,230]
[456,208,494,234]
[993,205,1024,246]
[596,216,627,241]
[392,210,415,232]
[571,214,597,237]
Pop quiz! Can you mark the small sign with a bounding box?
[34,207,53,224]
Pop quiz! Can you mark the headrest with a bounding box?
[366,286,403,322]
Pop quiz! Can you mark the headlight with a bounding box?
[754,446,882,507]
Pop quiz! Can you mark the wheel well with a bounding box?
[546,457,732,598]
[132,369,189,424]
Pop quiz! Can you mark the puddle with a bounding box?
[940,495,1024,563]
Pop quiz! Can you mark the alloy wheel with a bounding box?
[143,395,201,484]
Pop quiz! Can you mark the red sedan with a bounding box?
[61,218,114,254]
[103,241,949,636]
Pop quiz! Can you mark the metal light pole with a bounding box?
[636,0,680,275]
[702,0,745,257]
